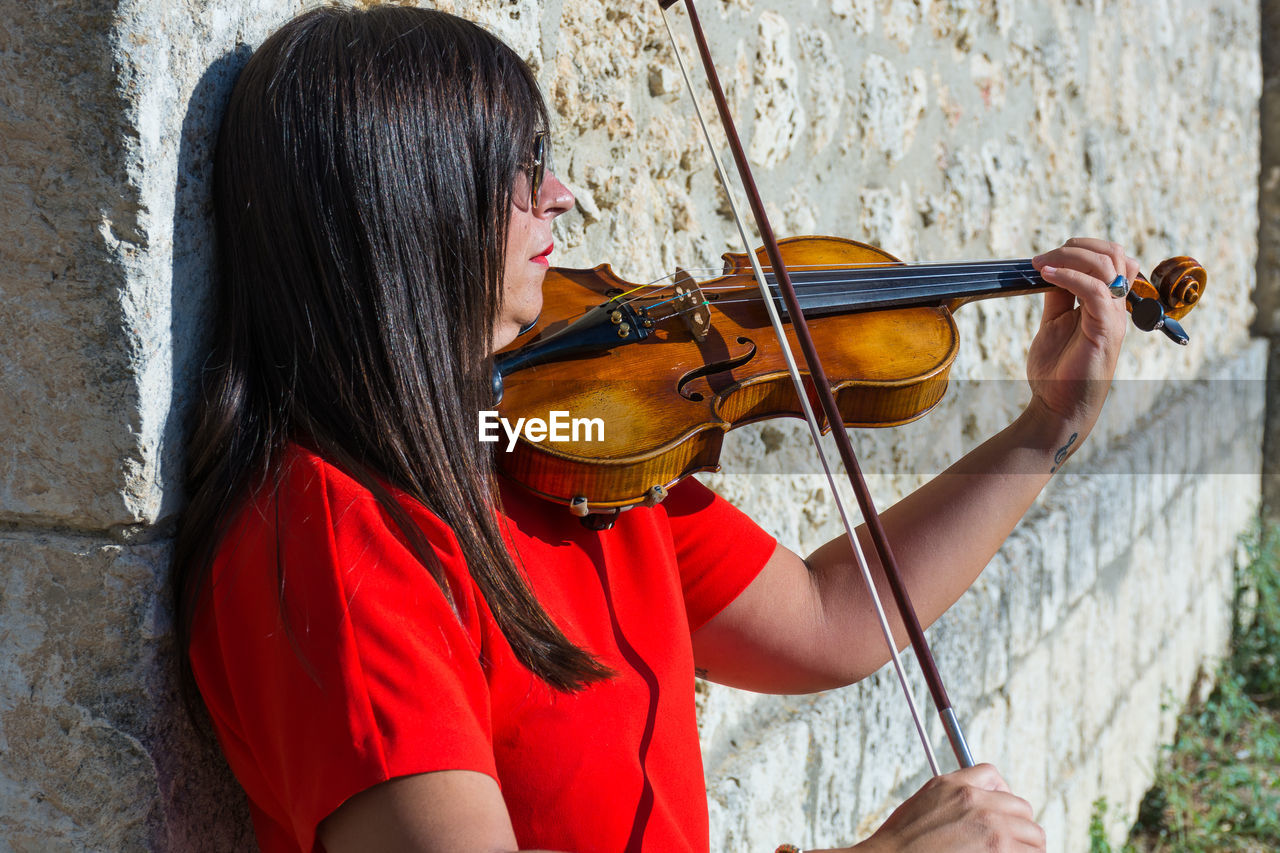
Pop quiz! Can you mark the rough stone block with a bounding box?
[852,668,935,833]
[969,548,1014,696]
[0,533,252,850]
[804,691,866,846]
[1126,535,1165,670]
[1095,555,1139,700]
[973,572,1011,702]
[926,576,998,711]
[1053,768,1102,853]
[1044,604,1089,772]
[1164,485,1201,620]
[1032,508,1069,637]
[1001,530,1044,661]
[0,1,152,529]
[699,686,795,781]
[1058,479,1101,607]
[1074,595,1117,748]
[705,718,813,852]
[1037,789,1069,852]
[962,696,1010,773]
[1096,666,1164,843]
[1125,425,1160,524]
[1092,471,1134,572]
[999,644,1052,809]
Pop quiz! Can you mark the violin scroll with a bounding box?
[1130,255,1205,323]
[1141,256,1206,321]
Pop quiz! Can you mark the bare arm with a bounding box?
[318,770,568,853]
[318,766,1045,853]
[691,400,1078,692]
[692,239,1135,693]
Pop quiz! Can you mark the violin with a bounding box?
[493,235,1205,524]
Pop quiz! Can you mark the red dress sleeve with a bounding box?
[660,476,778,632]
[190,450,496,853]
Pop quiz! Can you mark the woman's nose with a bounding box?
[537,171,575,217]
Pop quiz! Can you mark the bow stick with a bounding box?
[658,0,973,773]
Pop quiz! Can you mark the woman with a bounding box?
[175,5,1134,852]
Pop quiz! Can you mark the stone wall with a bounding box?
[0,0,1263,850]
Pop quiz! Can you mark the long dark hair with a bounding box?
[173,4,610,703]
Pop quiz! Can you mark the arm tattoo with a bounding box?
[1049,432,1079,474]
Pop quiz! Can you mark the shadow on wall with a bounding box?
[149,43,259,852]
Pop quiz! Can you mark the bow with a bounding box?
[657,0,971,774]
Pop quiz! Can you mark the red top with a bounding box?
[189,447,775,853]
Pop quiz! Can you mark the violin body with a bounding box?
[498,237,957,512]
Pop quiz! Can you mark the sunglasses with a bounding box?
[515,130,551,211]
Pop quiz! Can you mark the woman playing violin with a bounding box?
[175,5,1137,852]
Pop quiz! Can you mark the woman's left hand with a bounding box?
[1026,237,1135,439]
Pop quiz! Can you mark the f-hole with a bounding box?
[677,337,758,401]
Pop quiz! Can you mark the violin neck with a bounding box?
[771,259,1047,316]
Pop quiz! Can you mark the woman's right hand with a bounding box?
[845,764,1047,853]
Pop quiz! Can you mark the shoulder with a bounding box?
[277,445,455,536]
[203,445,479,639]
[192,446,491,710]
[232,444,465,568]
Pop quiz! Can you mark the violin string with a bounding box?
[548,263,1043,329]
[662,3,942,776]
[646,300,711,326]
[620,257,1041,276]
[612,260,1038,294]
[615,263,1041,299]
[606,261,1043,315]
[703,276,1044,310]
[645,293,683,311]
[708,268,1042,296]
[610,268,1043,329]
[613,259,1039,283]
[706,264,1039,286]
[528,273,687,327]
[624,270,1044,316]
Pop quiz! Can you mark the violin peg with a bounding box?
[1126,292,1165,332]
[1160,316,1189,346]
[1124,293,1191,345]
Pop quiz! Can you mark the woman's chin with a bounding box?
[492,319,533,353]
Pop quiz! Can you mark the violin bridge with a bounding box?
[672,268,712,342]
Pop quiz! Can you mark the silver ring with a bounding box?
[1108,275,1130,298]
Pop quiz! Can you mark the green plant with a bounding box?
[1126,524,1280,852]
[1232,524,1280,706]
[1091,798,1136,853]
